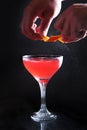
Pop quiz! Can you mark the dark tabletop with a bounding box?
[0,112,87,130]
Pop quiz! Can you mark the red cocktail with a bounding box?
[22,55,63,122]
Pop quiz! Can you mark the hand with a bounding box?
[20,0,62,40]
[54,4,87,43]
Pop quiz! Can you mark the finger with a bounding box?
[54,18,65,32]
[61,17,71,42]
[38,17,53,36]
[62,18,81,43]
[20,6,41,40]
[32,23,37,32]
[66,21,86,43]
[70,18,80,39]
[21,20,41,40]
[20,4,34,32]
[54,11,66,31]
[70,19,86,42]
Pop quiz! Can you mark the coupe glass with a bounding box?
[22,55,63,122]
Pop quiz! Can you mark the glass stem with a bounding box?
[39,82,48,113]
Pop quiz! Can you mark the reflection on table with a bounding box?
[0,113,87,130]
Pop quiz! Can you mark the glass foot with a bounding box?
[31,110,57,122]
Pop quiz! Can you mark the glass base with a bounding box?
[31,110,57,122]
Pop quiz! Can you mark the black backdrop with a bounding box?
[0,0,87,121]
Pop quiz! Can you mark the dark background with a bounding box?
[0,0,87,121]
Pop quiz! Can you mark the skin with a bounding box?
[20,1,87,43]
[20,0,62,40]
[54,3,87,43]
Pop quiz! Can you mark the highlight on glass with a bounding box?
[22,55,63,122]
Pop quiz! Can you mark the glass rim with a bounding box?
[22,54,63,59]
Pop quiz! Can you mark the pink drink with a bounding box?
[23,56,62,83]
[22,55,63,121]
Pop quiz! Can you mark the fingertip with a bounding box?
[61,34,71,43]
[20,25,41,40]
[39,18,53,36]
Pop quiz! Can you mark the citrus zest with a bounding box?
[40,34,64,43]
[40,35,49,42]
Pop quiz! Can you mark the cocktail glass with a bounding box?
[22,55,63,122]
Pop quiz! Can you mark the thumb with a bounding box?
[38,17,53,36]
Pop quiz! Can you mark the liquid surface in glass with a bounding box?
[23,57,61,83]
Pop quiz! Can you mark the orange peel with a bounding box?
[40,34,64,43]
